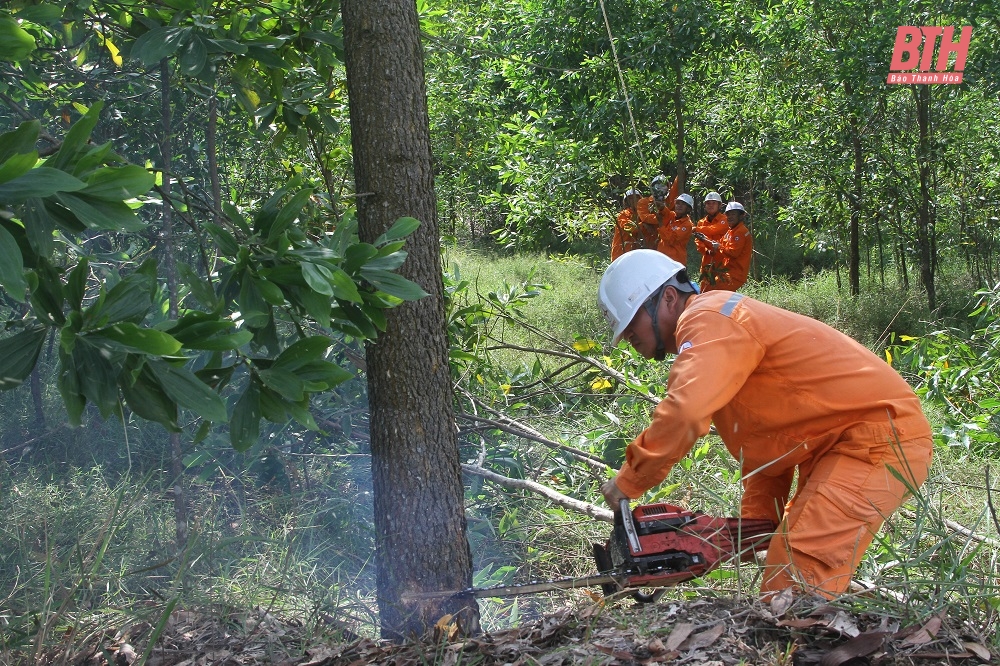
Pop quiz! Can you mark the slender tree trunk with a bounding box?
[874,213,885,290]
[895,207,908,290]
[671,62,686,192]
[207,92,222,226]
[844,81,862,297]
[160,59,187,550]
[913,85,936,310]
[342,0,479,640]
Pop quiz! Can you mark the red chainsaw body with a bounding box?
[594,501,776,595]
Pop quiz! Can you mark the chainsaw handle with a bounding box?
[619,499,642,554]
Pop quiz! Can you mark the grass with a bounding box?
[1,248,998,660]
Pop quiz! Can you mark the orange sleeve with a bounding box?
[611,210,629,260]
[636,196,659,226]
[719,228,751,259]
[615,306,766,498]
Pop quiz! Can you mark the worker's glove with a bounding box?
[600,477,629,510]
[711,241,720,251]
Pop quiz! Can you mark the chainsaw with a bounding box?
[464,500,775,603]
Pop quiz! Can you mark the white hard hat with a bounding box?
[676,193,694,208]
[598,250,697,345]
[725,201,745,213]
[624,188,642,198]
[705,192,723,203]
[651,175,667,185]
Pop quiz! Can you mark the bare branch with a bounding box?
[462,463,613,523]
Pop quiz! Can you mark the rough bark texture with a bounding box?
[342,0,480,640]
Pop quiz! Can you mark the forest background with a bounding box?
[1,0,1000,661]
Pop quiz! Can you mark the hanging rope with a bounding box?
[596,0,645,170]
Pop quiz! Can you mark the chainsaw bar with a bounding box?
[467,573,624,598]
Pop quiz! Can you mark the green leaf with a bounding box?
[329,267,364,303]
[375,216,420,245]
[231,381,261,451]
[14,5,64,24]
[0,16,36,62]
[266,187,312,242]
[72,340,122,418]
[53,193,146,232]
[238,271,270,328]
[204,222,240,256]
[96,322,183,355]
[85,272,155,326]
[0,151,38,184]
[301,261,334,296]
[0,167,87,204]
[0,224,27,302]
[177,261,218,309]
[0,325,47,390]
[48,101,103,171]
[179,33,207,77]
[0,121,40,165]
[80,166,154,201]
[296,359,353,391]
[21,198,54,258]
[361,268,429,300]
[121,364,179,431]
[273,336,332,371]
[65,257,88,310]
[183,329,253,351]
[131,26,188,66]
[149,359,228,423]
[258,367,305,401]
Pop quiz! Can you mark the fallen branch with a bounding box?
[898,508,1000,549]
[462,463,613,523]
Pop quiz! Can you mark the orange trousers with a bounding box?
[759,434,933,598]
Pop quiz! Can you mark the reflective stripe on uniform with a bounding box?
[720,292,744,317]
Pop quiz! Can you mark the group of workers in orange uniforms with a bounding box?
[596,250,933,599]
[611,179,753,292]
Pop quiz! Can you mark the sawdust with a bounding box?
[27,596,994,666]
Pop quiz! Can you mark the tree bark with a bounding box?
[160,59,187,550]
[913,84,936,311]
[342,0,479,640]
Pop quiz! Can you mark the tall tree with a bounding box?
[342,0,480,640]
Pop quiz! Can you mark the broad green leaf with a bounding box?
[329,266,363,303]
[258,367,305,401]
[57,356,85,426]
[183,329,253,351]
[254,277,285,305]
[266,187,312,241]
[96,323,183,355]
[15,5,64,24]
[149,359,228,422]
[0,167,87,204]
[87,272,155,326]
[0,151,38,184]
[80,166,154,201]
[375,216,420,245]
[0,224,27,301]
[273,336,332,371]
[194,365,234,390]
[0,325,47,390]
[344,242,379,272]
[73,341,121,418]
[0,121,39,164]
[301,261,334,296]
[177,262,218,308]
[0,17,36,62]
[179,33,207,77]
[53,193,145,232]
[48,101,103,171]
[121,365,179,431]
[231,382,261,451]
[361,268,429,300]
[65,257,88,310]
[238,271,270,328]
[296,359,352,391]
[131,26,188,66]
[207,38,248,55]
[204,222,240,256]
[27,259,65,325]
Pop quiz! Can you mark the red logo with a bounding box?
[887,26,972,84]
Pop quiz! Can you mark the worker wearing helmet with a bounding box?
[596,250,932,600]
[657,192,694,265]
[707,201,753,291]
[636,174,681,260]
[693,192,728,290]
[611,188,651,260]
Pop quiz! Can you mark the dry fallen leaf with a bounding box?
[684,623,725,651]
[665,622,694,651]
[962,641,992,661]
[770,587,795,617]
[819,631,888,666]
[900,614,942,646]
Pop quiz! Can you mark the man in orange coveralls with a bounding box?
[636,175,688,264]
[657,192,694,265]
[693,192,728,290]
[596,250,933,598]
[697,201,753,291]
[611,188,653,260]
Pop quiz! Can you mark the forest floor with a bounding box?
[34,593,994,666]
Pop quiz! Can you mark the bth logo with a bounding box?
[887,26,972,84]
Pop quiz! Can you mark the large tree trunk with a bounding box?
[342,0,480,640]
